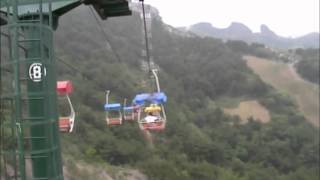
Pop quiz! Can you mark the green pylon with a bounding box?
[0,0,131,179]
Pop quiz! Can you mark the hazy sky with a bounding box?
[144,0,319,37]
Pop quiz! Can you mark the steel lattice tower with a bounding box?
[0,0,131,179]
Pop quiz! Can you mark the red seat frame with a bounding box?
[142,121,165,132]
[107,118,122,126]
[124,115,135,121]
[59,117,71,132]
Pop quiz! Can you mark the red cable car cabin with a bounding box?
[57,81,75,133]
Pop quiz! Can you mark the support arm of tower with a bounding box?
[0,0,132,28]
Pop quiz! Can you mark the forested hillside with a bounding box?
[24,5,320,180]
[295,48,320,84]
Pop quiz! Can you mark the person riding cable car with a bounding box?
[143,104,161,123]
[133,92,167,131]
[105,90,122,126]
[141,103,165,131]
[57,81,75,133]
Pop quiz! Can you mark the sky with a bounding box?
[143,0,319,38]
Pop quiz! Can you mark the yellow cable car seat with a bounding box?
[144,104,161,113]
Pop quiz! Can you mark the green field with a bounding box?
[245,56,319,127]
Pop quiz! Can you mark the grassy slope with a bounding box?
[224,100,271,123]
[244,56,319,127]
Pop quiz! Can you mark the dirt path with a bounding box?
[244,56,319,127]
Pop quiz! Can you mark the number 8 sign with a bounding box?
[29,63,47,82]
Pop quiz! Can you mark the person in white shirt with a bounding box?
[144,115,158,123]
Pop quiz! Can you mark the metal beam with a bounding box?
[0,0,131,27]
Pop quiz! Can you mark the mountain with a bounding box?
[53,5,319,179]
[186,22,320,49]
[294,32,320,48]
[1,4,319,180]
[185,22,253,41]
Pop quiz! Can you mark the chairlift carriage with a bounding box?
[134,92,167,131]
[143,103,164,130]
[133,69,167,131]
[105,90,123,126]
[123,98,140,122]
[57,81,75,133]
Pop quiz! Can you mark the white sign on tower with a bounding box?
[29,63,47,82]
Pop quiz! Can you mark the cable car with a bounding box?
[123,106,134,121]
[123,99,141,122]
[141,104,165,131]
[123,98,134,122]
[123,105,141,122]
[133,92,167,132]
[133,104,141,121]
[57,81,75,133]
[105,91,122,126]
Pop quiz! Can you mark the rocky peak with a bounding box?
[228,22,252,34]
[260,24,277,37]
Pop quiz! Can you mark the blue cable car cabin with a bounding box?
[123,106,135,121]
[123,105,141,122]
[123,98,140,122]
[133,92,167,131]
[104,103,122,126]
